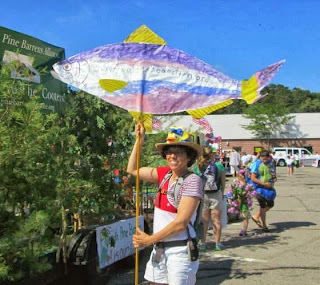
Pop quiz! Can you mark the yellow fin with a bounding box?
[124,25,166,45]
[99,79,127,93]
[129,111,153,133]
[187,99,233,118]
[241,75,259,104]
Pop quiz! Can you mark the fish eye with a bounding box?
[63,64,71,71]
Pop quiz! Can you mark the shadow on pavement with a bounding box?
[197,258,264,285]
[269,221,317,232]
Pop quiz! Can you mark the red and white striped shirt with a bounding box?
[153,166,203,241]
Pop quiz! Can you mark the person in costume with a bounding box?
[127,123,203,285]
[249,150,277,232]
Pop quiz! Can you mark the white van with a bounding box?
[272,147,316,167]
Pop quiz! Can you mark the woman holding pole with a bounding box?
[127,123,203,285]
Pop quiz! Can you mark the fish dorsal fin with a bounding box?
[99,79,127,93]
[124,25,166,45]
[187,99,233,118]
[129,111,153,133]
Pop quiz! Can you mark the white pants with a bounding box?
[144,245,199,285]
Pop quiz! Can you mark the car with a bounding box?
[272,147,316,167]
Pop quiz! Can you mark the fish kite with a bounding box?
[52,25,285,131]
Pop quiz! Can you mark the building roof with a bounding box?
[155,113,320,140]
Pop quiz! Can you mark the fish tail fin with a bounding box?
[187,99,233,118]
[129,111,153,133]
[241,59,286,104]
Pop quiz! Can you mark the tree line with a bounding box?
[214,84,320,114]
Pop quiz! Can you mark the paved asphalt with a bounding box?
[107,166,320,285]
[196,166,320,285]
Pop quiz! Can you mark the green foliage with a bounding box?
[141,131,167,167]
[256,84,320,113]
[0,63,136,281]
[52,90,135,216]
[212,84,320,114]
[242,103,294,149]
[215,99,248,114]
[0,211,54,281]
[0,64,58,215]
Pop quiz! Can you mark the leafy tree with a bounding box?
[211,84,320,115]
[45,89,136,271]
[253,84,320,113]
[53,89,135,217]
[0,211,53,281]
[300,96,320,112]
[0,61,136,280]
[0,63,59,281]
[214,99,248,114]
[242,103,295,149]
[0,63,58,222]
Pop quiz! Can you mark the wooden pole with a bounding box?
[135,129,141,285]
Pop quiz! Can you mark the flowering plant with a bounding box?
[226,178,257,219]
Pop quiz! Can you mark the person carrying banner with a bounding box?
[127,123,203,285]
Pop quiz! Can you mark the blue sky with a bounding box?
[2,0,320,92]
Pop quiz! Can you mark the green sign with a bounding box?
[0,26,67,113]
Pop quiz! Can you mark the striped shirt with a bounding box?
[156,166,203,212]
[154,167,203,241]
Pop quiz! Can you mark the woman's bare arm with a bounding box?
[126,123,158,184]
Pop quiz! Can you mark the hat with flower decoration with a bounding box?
[155,126,202,157]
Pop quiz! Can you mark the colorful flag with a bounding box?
[152,118,163,130]
[192,117,213,133]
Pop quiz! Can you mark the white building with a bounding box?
[155,113,320,154]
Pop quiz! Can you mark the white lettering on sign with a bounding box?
[2,33,59,58]
[2,33,20,47]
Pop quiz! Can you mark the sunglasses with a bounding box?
[163,148,186,156]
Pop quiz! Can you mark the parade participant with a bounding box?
[227,169,256,236]
[240,152,251,168]
[195,146,226,251]
[127,123,203,285]
[286,154,294,176]
[229,148,241,180]
[249,150,277,232]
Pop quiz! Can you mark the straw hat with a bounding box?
[155,127,202,157]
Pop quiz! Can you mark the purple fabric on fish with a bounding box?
[62,43,235,83]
